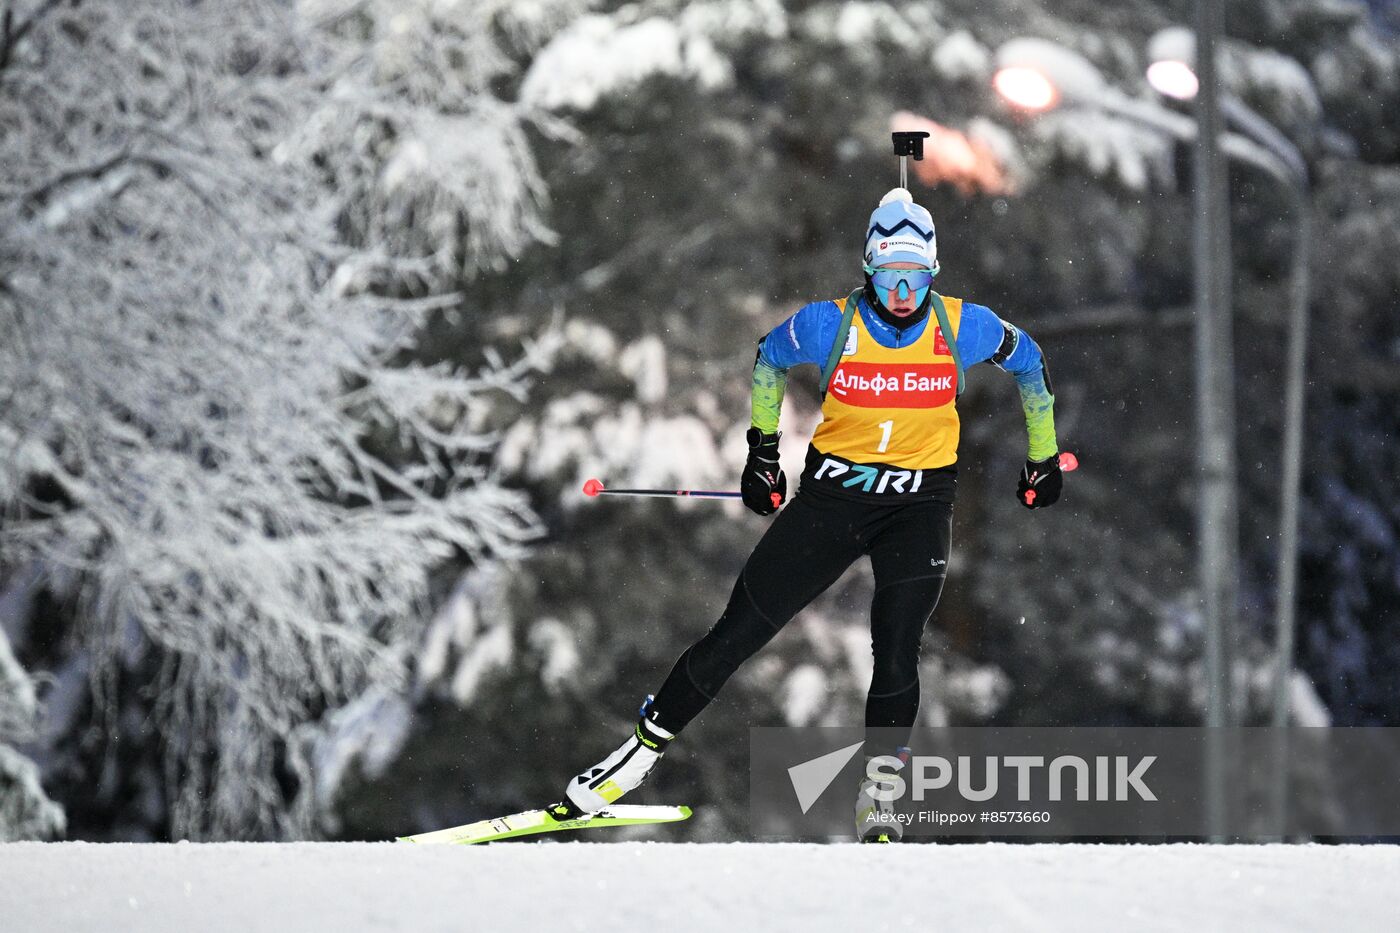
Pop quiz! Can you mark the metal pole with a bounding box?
[1193,0,1238,842]
[1217,96,1311,728]
[1217,94,1311,836]
[1269,173,1310,838]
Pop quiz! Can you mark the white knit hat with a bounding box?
[864,188,939,272]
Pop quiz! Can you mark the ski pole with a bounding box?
[582,478,781,510]
[1023,451,1080,506]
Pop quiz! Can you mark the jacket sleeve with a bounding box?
[750,301,840,433]
[956,302,1059,461]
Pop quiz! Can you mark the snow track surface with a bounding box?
[1,842,1395,932]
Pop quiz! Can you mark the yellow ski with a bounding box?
[397,804,692,845]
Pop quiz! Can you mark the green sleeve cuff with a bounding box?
[1019,379,1058,461]
[751,354,787,433]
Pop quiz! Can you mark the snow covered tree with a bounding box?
[0,0,567,839]
[6,0,1398,843]
[0,619,64,841]
[335,0,1400,841]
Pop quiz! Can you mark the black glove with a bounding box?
[1016,454,1062,509]
[741,428,786,516]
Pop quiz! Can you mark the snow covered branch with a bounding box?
[0,625,63,840]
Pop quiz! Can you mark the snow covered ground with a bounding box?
[1,841,1396,931]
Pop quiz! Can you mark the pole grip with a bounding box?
[1023,452,1078,506]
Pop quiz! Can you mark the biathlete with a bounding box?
[560,187,1064,841]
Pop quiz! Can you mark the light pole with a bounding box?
[1190,1,1238,843]
[1149,25,1313,839]
[992,33,1256,840]
[1148,26,1312,737]
[994,27,1315,841]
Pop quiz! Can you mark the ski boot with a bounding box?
[564,695,675,813]
[856,747,910,843]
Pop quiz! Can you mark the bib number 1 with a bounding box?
[876,420,894,454]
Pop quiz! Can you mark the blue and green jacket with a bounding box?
[753,293,1058,461]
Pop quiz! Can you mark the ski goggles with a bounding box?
[864,265,937,293]
[864,264,937,301]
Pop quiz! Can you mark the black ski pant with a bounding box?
[649,478,954,749]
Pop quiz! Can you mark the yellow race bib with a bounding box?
[811,296,963,470]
